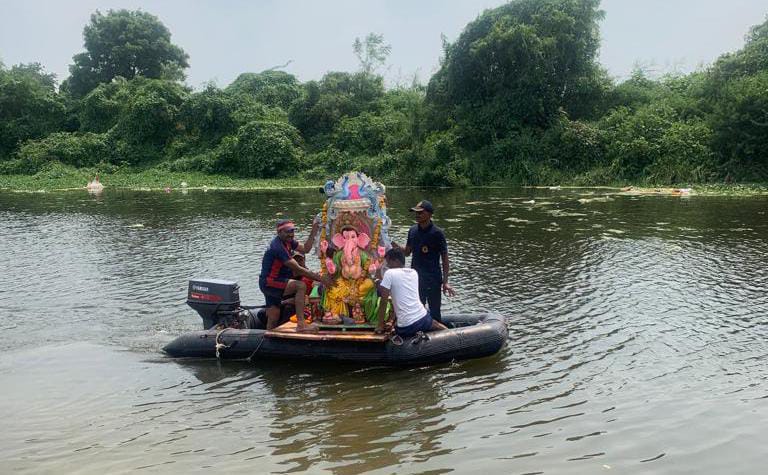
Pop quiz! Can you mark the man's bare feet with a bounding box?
[296,323,320,333]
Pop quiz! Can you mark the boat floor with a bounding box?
[265,321,389,343]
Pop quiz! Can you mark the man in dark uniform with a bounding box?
[259,218,330,332]
[397,200,455,322]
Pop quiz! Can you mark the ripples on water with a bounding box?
[1,188,767,474]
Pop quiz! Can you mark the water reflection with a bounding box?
[175,359,459,473]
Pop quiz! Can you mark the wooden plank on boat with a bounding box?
[265,321,388,343]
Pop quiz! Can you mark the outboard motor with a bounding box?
[187,278,242,329]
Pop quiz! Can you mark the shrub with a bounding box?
[159,151,217,173]
[216,121,303,178]
[646,120,716,184]
[15,132,110,173]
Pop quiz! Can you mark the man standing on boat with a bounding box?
[394,200,455,322]
[259,219,330,332]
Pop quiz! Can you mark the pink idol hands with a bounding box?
[325,258,336,275]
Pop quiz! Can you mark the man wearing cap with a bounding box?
[396,200,455,322]
[259,218,330,332]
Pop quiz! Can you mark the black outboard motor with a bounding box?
[187,278,241,329]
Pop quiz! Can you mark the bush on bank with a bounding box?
[2,3,768,186]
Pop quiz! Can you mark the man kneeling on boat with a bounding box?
[375,248,447,336]
[260,219,331,332]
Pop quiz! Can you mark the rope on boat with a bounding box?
[215,328,231,358]
[389,334,403,346]
[247,336,266,362]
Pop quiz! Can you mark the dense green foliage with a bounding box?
[0,63,65,158]
[62,10,189,97]
[3,3,768,186]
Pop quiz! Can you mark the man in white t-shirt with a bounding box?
[375,248,447,336]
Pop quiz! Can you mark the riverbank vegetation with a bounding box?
[2,1,768,188]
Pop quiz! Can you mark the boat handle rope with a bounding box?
[389,334,403,346]
[215,328,231,358]
[247,337,266,362]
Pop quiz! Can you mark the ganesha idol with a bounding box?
[314,171,392,324]
[321,226,384,323]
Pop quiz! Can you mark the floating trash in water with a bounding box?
[547,209,588,217]
[578,196,614,204]
[504,217,534,223]
[522,200,535,204]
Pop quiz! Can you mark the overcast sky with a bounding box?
[1,0,766,89]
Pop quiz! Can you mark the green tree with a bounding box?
[78,79,129,133]
[426,0,605,145]
[226,70,302,110]
[709,71,768,179]
[599,101,716,183]
[108,77,188,164]
[217,121,303,177]
[708,16,768,89]
[702,16,768,179]
[353,33,391,75]
[289,71,385,148]
[62,9,189,97]
[0,63,65,159]
[178,85,238,145]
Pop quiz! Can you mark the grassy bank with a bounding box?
[1,166,767,196]
[0,166,321,192]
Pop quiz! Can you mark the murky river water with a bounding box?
[1,187,767,474]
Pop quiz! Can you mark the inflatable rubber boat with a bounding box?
[162,279,507,366]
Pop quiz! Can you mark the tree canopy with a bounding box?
[226,70,302,110]
[353,33,392,75]
[62,9,189,97]
[0,63,65,158]
[427,0,605,142]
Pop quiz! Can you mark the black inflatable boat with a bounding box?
[163,279,507,366]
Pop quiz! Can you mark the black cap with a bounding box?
[410,200,434,213]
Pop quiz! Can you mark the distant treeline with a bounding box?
[1,0,767,185]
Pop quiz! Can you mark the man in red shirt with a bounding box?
[259,219,330,332]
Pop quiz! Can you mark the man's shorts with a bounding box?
[396,310,433,337]
[260,283,284,308]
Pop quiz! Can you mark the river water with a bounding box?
[1,187,767,474]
